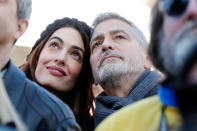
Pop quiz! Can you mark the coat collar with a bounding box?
[2,61,26,107]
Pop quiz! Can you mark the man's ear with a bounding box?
[93,79,98,86]
[14,19,29,40]
[144,54,152,69]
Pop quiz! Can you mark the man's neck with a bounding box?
[0,43,12,71]
[102,73,142,98]
[104,81,135,97]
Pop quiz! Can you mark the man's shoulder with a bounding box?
[24,79,80,130]
[0,124,15,131]
[100,95,161,120]
[4,62,80,130]
[7,61,75,120]
[25,78,75,120]
[95,95,162,131]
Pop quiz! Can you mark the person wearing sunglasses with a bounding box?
[95,0,197,131]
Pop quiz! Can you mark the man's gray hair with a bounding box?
[92,12,148,49]
[17,0,32,20]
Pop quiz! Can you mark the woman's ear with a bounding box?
[14,19,29,41]
[144,54,152,69]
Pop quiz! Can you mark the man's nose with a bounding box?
[101,39,115,52]
[186,0,197,20]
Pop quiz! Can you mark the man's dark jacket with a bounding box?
[94,69,162,127]
[2,61,81,131]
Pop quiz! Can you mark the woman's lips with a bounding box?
[47,66,66,77]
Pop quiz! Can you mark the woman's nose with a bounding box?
[54,52,66,66]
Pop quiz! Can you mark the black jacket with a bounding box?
[94,70,161,127]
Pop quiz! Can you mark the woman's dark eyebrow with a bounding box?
[49,36,64,44]
[72,45,85,53]
[49,37,84,53]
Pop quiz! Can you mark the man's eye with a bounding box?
[115,35,125,39]
[49,42,59,49]
[92,41,101,50]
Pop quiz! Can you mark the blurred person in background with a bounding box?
[20,17,95,131]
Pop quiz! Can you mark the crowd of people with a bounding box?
[0,0,197,130]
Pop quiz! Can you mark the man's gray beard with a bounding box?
[94,56,144,90]
[159,20,197,76]
[98,60,131,88]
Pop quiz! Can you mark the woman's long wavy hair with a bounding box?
[20,17,95,131]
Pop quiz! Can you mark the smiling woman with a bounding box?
[35,27,85,92]
[19,17,95,131]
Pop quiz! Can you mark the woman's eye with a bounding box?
[49,42,59,49]
[72,51,81,60]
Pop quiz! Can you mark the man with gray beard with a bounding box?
[90,12,162,127]
[95,0,197,131]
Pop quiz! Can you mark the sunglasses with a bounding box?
[159,0,189,17]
